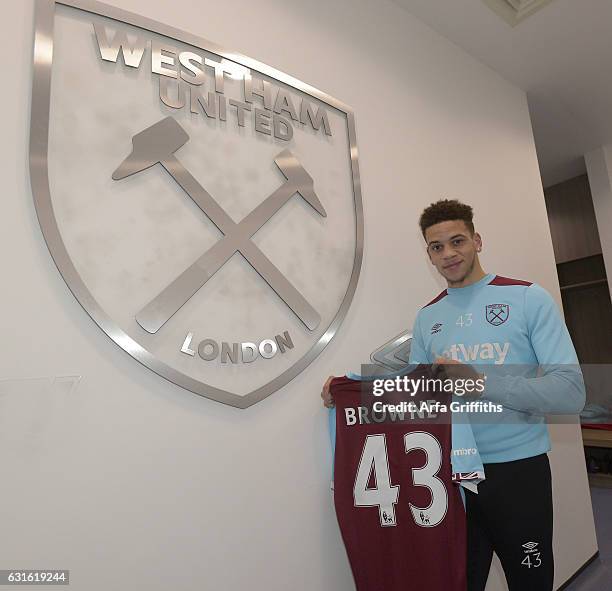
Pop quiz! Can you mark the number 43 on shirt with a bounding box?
[354,432,448,528]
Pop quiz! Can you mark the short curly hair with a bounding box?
[419,199,474,238]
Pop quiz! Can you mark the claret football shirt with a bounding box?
[330,365,474,591]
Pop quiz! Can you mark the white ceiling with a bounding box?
[392,0,612,187]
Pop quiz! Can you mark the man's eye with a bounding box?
[452,239,464,246]
[431,245,441,252]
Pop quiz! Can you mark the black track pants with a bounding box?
[465,453,554,591]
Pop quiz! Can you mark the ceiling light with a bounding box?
[482,0,557,26]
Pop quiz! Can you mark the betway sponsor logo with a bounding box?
[439,342,510,365]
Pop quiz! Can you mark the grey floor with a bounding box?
[565,486,612,589]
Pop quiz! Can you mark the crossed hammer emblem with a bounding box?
[486,304,508,326]
[489,310,504,322]
[113,116,326,334]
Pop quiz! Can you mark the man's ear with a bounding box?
[474,232,483,253]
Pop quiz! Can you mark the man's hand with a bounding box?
[321,376,335,408]
[432,357,484,399]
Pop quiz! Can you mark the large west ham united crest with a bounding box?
[30,0,363,407]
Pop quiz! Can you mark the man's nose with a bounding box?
[442,244,457,258]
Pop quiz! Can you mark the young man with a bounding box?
[322,199,585,591]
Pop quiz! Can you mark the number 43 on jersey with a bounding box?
[353,432,448,528]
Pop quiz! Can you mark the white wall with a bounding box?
[0,0,596,590]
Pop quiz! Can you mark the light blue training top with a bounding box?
[409,273,585,463]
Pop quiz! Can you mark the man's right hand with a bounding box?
[321,376,335,408]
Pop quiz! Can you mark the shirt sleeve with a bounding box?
[328,407,336,487]
[408,312,430,364]
[329,407,336,455]
[451,405,486,493]
[482,284,586,415]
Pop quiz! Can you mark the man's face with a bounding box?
[424,220,482,285]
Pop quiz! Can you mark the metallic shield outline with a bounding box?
[30,0,364,408]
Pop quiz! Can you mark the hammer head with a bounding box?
[112,116,189,180]
[274,150,326,217]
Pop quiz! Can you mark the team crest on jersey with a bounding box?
[431,323,443,335]
[486,304,509,326]
[29,0,362,408]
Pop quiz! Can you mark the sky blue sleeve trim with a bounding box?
[329,407,336,478]
[346,371,363,380]
[346,367,421,382]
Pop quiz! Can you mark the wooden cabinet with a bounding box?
[544,176,612,364]
[544,174,603,263]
